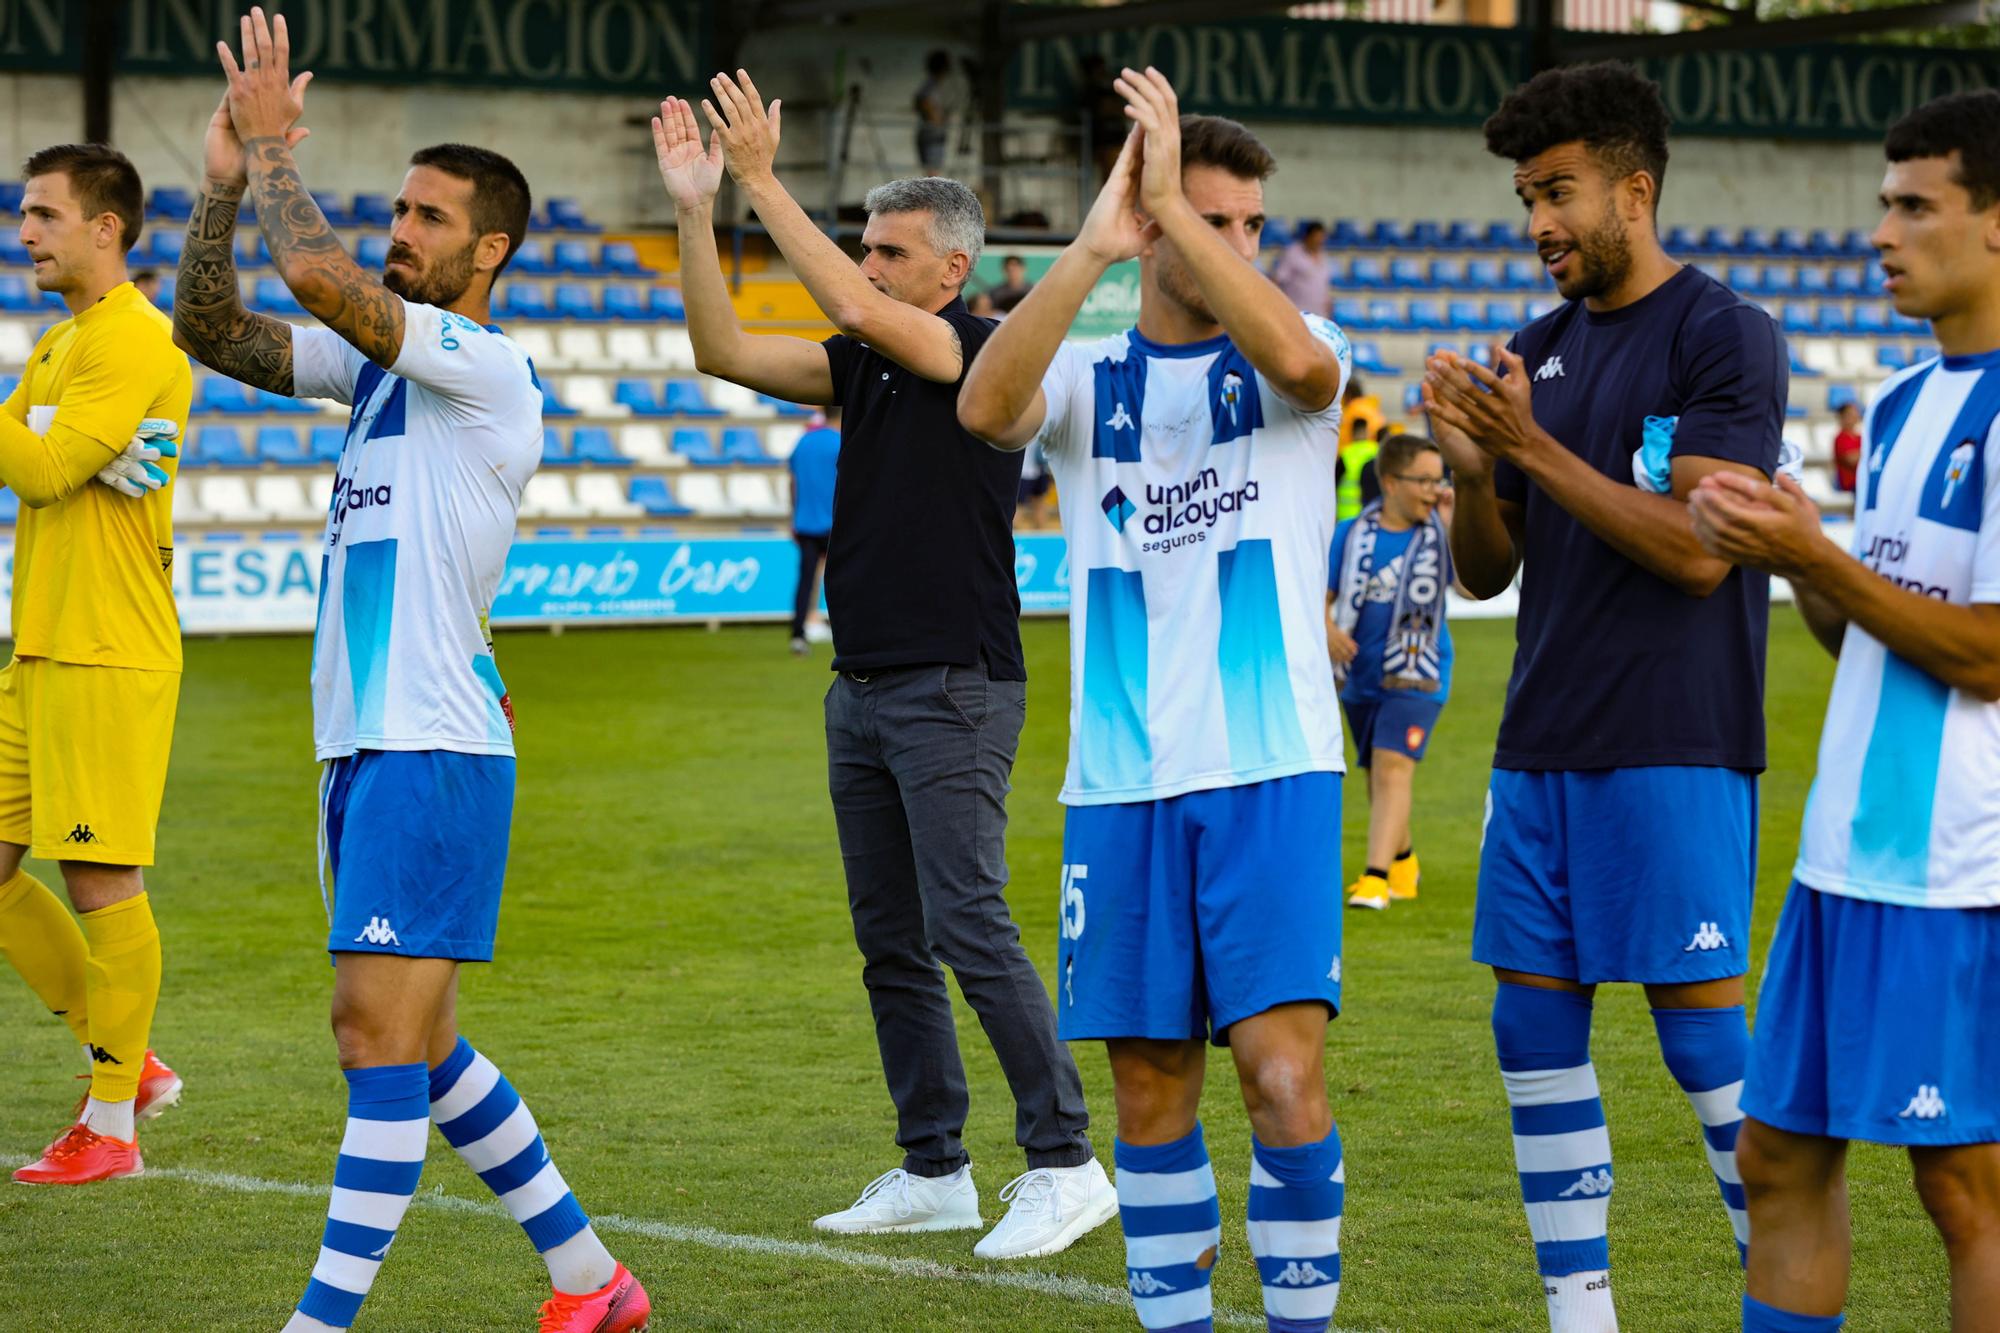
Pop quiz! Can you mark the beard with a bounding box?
[1553,205,1634,303]
[382,242,478,307]
[1155,249,1218,326]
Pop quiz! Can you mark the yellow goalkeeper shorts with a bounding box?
[0,656,180,866]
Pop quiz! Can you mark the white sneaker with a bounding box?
[972,1159,1118,1260]
[811,1167,983,1235]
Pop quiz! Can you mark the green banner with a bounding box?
[0,0,709,93]
[1006,15,2000,142]
[972,249,1138,341]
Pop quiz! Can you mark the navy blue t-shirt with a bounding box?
[1493,266,1786,771]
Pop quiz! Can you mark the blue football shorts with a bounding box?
[1341,693,1444,768]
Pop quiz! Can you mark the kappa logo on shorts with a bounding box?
[1683,921,1729,952]
[1898,1084,1948,1120]
[62,823,96,845]
[1557,1168,1614,1198]
[353,916,402,948]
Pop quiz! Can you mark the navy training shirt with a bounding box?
[1492,265,1786,771]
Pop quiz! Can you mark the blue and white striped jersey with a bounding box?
[1796,349,2000,906]
[294,301,543,761]
[1034,315,1351,805]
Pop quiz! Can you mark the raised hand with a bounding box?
[1688,470,1827,578]
[1423,347,1542,469]
[1076,129,1157,266]
[700,69,782,188]
[1113,66,1184,219]
[217,6,313,145]
[203,85,309,188]
[653,96,725,211]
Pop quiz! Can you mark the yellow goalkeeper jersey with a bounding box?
[0,281,191,671]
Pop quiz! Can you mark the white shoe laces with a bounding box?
[996,1169,1063,1227]
[849,1168,915,1219]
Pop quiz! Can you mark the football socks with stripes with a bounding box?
[1116,1124,1224,1332]
[1653,1005,1752,1264]
[293,1063,430,1329]
[1248,1127,1344,1332]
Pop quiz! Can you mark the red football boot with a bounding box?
[70,1049,183,1122]
[537,1263,651,1332]
[12,1122,143,1185]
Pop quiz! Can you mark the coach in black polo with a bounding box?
[655,76,1111,1258]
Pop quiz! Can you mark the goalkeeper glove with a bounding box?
[95,418,180,498]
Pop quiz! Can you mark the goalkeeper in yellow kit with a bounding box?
[0,144,193,1185]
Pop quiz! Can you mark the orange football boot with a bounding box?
[72,1049,184,1122]
[537,1263,651,1333]
[12,1122,143,1185]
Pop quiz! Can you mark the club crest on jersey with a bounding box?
[1206,347,1263,446]
[1920,436,1984,532]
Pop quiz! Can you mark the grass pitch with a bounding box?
[0,613,1949,1330]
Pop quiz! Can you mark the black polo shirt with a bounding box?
[820,298,1026,679]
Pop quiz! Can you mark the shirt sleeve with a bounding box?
[292,325,369,405]
[1669,303,1787,475]
[1029,340,1087,459]
[941,311,999,385]
[820,334,853,408]
[389,301,539,420]
[0,312,182,507]
[1972,415,2000,603]
[1296,313,1353,424]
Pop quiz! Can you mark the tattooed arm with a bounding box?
[172,171,297,393]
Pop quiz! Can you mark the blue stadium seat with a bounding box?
[649,287,686,321]
[671,427,722,463]
[1484,300,1522,330]
[1830,265,1865,296]
[602,285,647,321]
[1524,298,1558,321]
[1878,345,1912,372]
[1429,259,1468,291]
[238,235,275,268]
[1329,220,1367,249]
[310,425,346,463]
[0,375,16,400]
[0,182,21,213]
[0,488,18,525]
[630,476,691,517]
[150,278,174,310]
[256,426,308,464]
[665,379,722,416]
[1479,220,1523,250]
[539,381,579,416]
[510,240,551,275]
[1807,228,1843,257]
[1407,220,1443,250]
[553,283,602,321]
[1816,304,1851,334]
[150,231,184,265]
[1781,304,1815,335]
[310,191,351,225]
[257,388,313,415]
[1465,259,1503,291]
[0,276,34,312]
[1795,266,1830,297]
[1442,221,1482,250]
[1827,384,1861,411]
[1789,347,1821,379]
[1863,264,1889,296]
[1727,265,1763,296]
[1839,228,1872,256]
[1389,258,1425,289]
[1351,340,1400,375]
[1346,257,1388,290]
[0,235,28,266]
[1406,299,1447,332]
[192,425,254,467]
[1891,309,1928,335]
[601,242,651,276]
[1503,259,1542,291]
[1467,342,1496,368]
[1261,219,1294,250]
[758,393,814,418]
[552,241,599,275]
[1366,299,1403,331]
[356,236,391,269]
[149,187,194,221]
[1445,301,1485,331]
[252,278,305,315]
[351,193,395,226]
[1760,265,1796,296]
[615,380,670,417]
[1774,227,1810,257]
[1366,220,1407,248]
[1333,298,1369,329]
[1740,227,1774,257]
[541,427,577,466]
[1664,224,1701,255]
[1402,383,1424,413]
[545,198,599,232]
[573,426,623,464]
[1699,226,1740,256]
[1851,302,1891,335]
[197,378,256,415]
[721,427,768,463]
[504,284,552,321]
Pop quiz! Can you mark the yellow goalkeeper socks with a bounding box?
[79,892,161,1104]
[0,868,90,1046]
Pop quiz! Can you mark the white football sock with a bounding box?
[82,1095,134,1141]
[1545,1269,1617,1333]
[281,1312,343,1332]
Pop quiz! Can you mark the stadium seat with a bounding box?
[1465,259,1503,291]
[552,375,614,417]
[539,427,576,467]
[674,472,737,516]
[1445,301,1486,331]
[1502,259,1543,291]
[193,425,257,468]
[619,424,678,466]
[310,425,346,463]
[1389,258,1425,289]
[1878,345,1912,372]
[1862,264,1889,295]
[306,471,336,512]
[764,423,805,459]
[1525,298,1558,321]
[573,426,624,464]
[1484,300,1521,330]
[1795,266,1830,298]
[1466,342,1496,368]
[1429,259,1468,291]
[1401,382,1423,413]
[555,328,606,368]
[1806,228,1843,257]
[1478,220,1523,250]
[615,380,671,417]
[602,242,651,276]
[149,231,184,265]
[1826,383,1860,412]
[0,488,17,525]
[1759,265,1795,297]
[1699,226,1739,256]
[1366,221,1407,249]
[1407,300,1447,332]
[252,475,319,522]
[1405,220,1442,250]
[671,427,722,463]
[1740,227,1773,257]
[552,241,599,275]
[1346,257,1388,290]
[1800,338,1841,376]
[604,328,654,368]
[509,326,555,365]
[1333,298,1369,329]
[503,284,552,320]
[510,240,551,275]
[629,475,692,517]
[539,380,579,416]
[1781,304,1815,335]
[238,235,274,268]
[603,285,648,321]
[520,473,590,519]
[256,426,309,464]
[0,233,28,265]
[1839,228,1872,256]
[655,328,697,370]
[1788,347,1822,379]
[575,473,642,518]
[1726,264,1762,296]
[0,276,36,311]
[197,378,257,415]
[196,474,265,522]
[1442,221,1482,250]
[649,287,687,321]
[759,393,815,418]
[1836,340,1878,377]
[258,388,314,415]
[1663,224,1701,255]
[1261,219,1294,251]
[356,236,391,269]
[554,283,602,321]
[724,472,786,518]
[1774,227,1809,256]
[1329,220,1366,249]
[705,380,762,417]
[1366,300,1403,331]
[311,191,352,226]
[149,187,195,221]
[721,427,769,463]
[0,325,30,366]
[666,379,723,416]
[351,193,395,226]
[545,198,599,232]
[253,278,306,315]
[1350,340,1399,376]
[1816,304,1851,334]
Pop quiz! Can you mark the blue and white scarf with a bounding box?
[1333,500,1451,693]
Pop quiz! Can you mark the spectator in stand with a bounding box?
[915,50,952,177]
[1269,219,1333,317]
[967,290,997,318]
[988,255,1033,313]
[131,267,162,306]
[1832,399,1863,493]
[788,406,841,655]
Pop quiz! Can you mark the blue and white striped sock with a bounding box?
[1653,1006,1751,1266]
[429,1037,618,1296]
[1115,1124,1224,1333]
[1493,983,1617,1332]
[1742,1294,1844,1331]
[1248,1127,1344,1333]
[292,1062,430,1330]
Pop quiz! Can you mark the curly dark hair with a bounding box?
[1886,90,2000,211]
[1483,62,1671,206]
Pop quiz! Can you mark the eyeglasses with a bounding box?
[1390,474,1446,490]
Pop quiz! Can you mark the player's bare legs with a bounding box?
[1912,1143,2000,1331]
[1366,753,1416,890]
[329,953,457,1068]
[1107,1038,1206,1145]
[1228,1001,1333,1147]
[1737,1120,1850,1318]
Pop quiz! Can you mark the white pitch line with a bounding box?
[128,1164,1299,1329]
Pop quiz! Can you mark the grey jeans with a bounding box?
[825,660,1093,1177]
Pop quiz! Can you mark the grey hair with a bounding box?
[861,176,985,276]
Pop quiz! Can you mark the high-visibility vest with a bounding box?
[1337,439,1378,520]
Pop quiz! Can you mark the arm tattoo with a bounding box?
[173,181,297,394]
[947,322,963,374]
[244,137,405,368]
